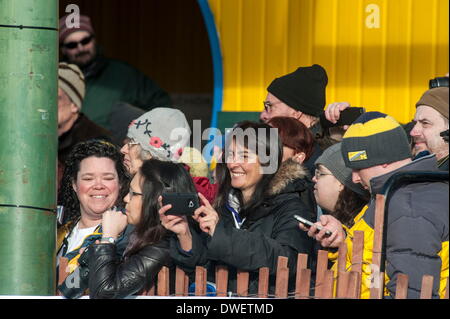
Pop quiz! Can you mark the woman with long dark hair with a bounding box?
[160,121,314,295]
[87,159,197,298]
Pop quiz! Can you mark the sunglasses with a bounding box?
[62,35,94,49]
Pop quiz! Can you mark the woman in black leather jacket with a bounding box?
[87,159,196,298]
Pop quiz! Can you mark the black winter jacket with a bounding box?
[88,237,171,299]
[170,160,315,295]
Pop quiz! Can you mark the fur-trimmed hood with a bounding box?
[266,158,310,197]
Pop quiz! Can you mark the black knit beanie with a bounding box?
[267,64,328,117]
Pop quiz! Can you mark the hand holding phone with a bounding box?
[294,214,332,237]
[158,196,191,241]
[320,107,365,129]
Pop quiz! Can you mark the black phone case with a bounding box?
[320,107,365,128]
[162,193,200,216]
[336,107,365,126]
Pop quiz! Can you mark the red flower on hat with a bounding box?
[171,148,183,160]
[150,136,163,148]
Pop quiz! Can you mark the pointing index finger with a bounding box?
[198,192,212,208]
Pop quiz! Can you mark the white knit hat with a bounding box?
[127,107,191,162]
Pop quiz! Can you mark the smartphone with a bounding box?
[294,214,332,237]
[162,192,200,216]
[320,107,365,129]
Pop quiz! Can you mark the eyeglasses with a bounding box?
[62,35,94,49]
[314,169,333,179]
[129,189,143,199]
[263,101,273,112]
[263,100,282,113]
[126,139,140,149]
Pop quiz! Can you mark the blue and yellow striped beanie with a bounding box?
[341,112,412,169]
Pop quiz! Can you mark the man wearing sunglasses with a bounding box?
[59,14,171,132]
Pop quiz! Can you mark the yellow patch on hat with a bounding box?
[344,116,400,138]
[348,150,368,162]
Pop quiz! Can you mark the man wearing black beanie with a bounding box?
[260,64,328,176]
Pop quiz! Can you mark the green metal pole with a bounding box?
[0,0,58,295]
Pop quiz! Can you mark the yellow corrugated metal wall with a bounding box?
[208,0,449,123]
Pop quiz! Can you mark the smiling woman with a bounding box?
[72,156,120,224]
[162,121,315,295]
[56,139,130,298]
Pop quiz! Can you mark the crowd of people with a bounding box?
[54,14,449,299]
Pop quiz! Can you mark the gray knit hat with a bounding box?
[315,143,368,196]
[127,107,191,162]
[58,62,85,109]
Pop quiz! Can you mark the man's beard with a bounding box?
[412,137,428,154]
[69,51,94,68]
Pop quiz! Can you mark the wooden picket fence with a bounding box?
[57,193,449,299]
[57,233,449,299]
